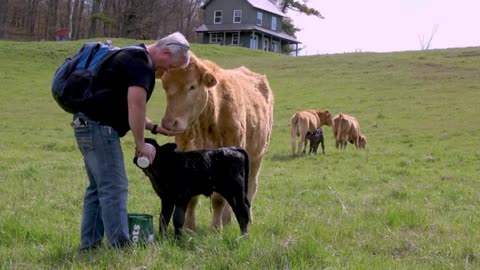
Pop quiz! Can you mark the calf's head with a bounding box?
[160,52,217,133]
[134,138,177,171]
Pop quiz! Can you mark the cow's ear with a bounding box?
[202,72,217,88]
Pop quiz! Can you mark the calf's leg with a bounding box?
[160,200,175,234]
[173,204,187,236]
[320,138,325,154]
[225,194,250,236]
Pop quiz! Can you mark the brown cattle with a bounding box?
[333,113,367,149]
[159,52,274,231]
[290,109,333,156]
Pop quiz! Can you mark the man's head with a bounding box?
[148,32,190,74]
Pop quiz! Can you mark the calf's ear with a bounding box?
[202,72,217,88]
[162,143,177,152]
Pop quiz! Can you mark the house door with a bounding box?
[250,35,258,49]
[272,41,279,52]
[263,38,269,51]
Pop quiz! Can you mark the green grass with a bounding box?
[1,39,480,269]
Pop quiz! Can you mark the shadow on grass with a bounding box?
[267,153,295,161]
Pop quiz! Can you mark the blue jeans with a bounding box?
[72,113,129,249]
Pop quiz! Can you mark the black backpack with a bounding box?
[51,41,142,114]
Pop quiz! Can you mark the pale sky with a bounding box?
[290,0,480,55]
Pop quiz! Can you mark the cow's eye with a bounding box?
[189,85,196,91]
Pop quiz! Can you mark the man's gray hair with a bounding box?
[156,32,190,68]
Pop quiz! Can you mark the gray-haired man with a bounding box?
[72,32,190,251]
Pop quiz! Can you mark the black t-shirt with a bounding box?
[81,44,155,137]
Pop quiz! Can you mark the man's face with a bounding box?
[159,50,184,71]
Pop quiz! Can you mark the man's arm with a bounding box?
[128,86,155,161]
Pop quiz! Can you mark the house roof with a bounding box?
[195,23,300,43]
[202,0,286,17]
[246,0,286,17]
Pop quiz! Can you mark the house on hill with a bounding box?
[195,0,301,55]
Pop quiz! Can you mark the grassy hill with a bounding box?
[1,39,479,269]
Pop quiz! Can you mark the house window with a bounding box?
[233,10,242,23]
[232,33,239,45]
[210,33,223,44]
[271,17,277,31]
[214,10,222,24]
[256,12,263,26]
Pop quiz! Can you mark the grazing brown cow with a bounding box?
[158,52,274,231]
[333,113,367,149]
[290,109,333,156]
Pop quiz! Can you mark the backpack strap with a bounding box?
[84,43,101,70]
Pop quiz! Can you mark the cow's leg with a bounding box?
[321,138,325,154]
[341,135,348,149]
[290,129,297,157]
[297,139,303,155]
[354,137,360,149]
[245,158,262,223]
[212,192,227,230]
[303,138,308,154]
[184,195,199,231]
[160,200,175,234]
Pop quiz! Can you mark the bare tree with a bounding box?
[0,0,205,41]
[419,24,439,51]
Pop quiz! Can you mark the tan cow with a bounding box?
[159,52,274,231]
[290,109,333,156]
[333,113,367,149]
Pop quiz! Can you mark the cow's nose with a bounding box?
[161,118,178,130]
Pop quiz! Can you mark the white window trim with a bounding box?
[214,10,222,24]
[256,12,263,26]
[233,10,242,24]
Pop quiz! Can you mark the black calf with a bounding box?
[305,128,325,154]
[134,138,250,236]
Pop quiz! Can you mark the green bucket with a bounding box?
[128,213,154,245]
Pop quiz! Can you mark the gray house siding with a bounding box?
[204,0,250,25]
[196,0,300,54]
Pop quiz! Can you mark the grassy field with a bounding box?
[0,39,479,269]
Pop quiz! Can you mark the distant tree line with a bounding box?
[0,0,204,41]
[0,0,322,44]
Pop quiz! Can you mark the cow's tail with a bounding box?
[290,114,299,156]
[336,114,344,142]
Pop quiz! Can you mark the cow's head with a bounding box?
[317,109,334,126]
[160,52,218,133]
[358,134,367,149]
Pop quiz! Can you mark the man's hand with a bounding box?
[154,125,184,136]
[146,117,183,137]
[135,143,156,163]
